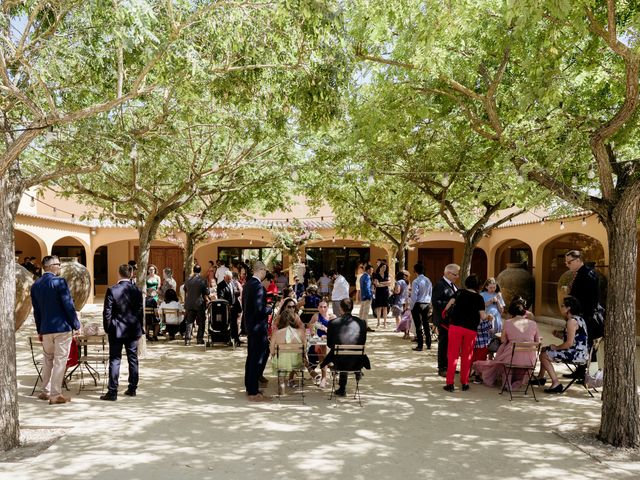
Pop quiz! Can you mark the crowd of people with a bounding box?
[29,249,605,405]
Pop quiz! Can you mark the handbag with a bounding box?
[487,336,501,354]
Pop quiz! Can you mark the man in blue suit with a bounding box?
[101,264,144,401]
[242,261,272,402]
[31,255,81,405]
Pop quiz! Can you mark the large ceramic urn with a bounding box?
[496,262,535,309]
[59,257,92,311]
[15,263,34,331]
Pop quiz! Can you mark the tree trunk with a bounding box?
[396,248,405,272]
[183,233,196,281]
[136,219,160,291]
[599,198,640,447]
[0,172,24,451]
[460,237,475,280]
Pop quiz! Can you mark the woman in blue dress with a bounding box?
[306,300,335,388]
[480,278,505,333]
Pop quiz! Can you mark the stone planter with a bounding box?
[496,262,535,309]
[15,263,34,331]
[59,257,92,311]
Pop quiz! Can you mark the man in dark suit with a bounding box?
[322,298,370,396]
[101,264,144,401]
[31,255,81,404]
[565,249,602,380]
[242,261,272,402]
[432,263,460,377]
[184,264,210,345]
[217,270,240,345]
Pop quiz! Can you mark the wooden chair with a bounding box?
[75,335,108,393]
[329,344,366,406]
[274,343,306,404]
[301,308,319,325]
[158,307,183,341]
[500,342,541,402]
[563,338,601,397]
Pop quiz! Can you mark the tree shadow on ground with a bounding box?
[5,321,639,480]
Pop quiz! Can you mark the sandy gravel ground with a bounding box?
[2,311,639,480]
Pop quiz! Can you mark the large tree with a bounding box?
[0,0,346,451]
[350,0,640,446]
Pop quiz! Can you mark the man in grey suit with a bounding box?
[101,264,144,401]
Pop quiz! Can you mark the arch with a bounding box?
[14,229,46,262]
[471,247,488,283]
[52,235,89,266]
[538,232,606,317]
[492,238,534,278]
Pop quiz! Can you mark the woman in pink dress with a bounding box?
[473,298,539,389]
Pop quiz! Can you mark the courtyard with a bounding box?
[3,312,640,480]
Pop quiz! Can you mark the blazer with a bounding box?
[242,276,271,336]
[31,272,81,335]
[323,314,370,371]
[432,277,457,327]
[217,279,235,306]
[103,280,144,339]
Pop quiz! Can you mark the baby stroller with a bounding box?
[206,299,233,349]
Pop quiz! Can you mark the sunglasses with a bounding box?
[286,305,296,309]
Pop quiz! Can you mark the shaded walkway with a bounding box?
[5,319,640,480]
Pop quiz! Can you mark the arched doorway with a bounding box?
[15,229,46,264]
[494,239,533,275]
[52,236,87,265]
[540,233,605,316]
[471,248,488,283]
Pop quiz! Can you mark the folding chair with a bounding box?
[274,343,306,404]
[500,341,541,401]
[563,338,601,397]
[28,336,44,395]
[329,344,366,406]
[75,335,108,393]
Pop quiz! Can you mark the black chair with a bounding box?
[328,344,367,406]
[563,338,601,397]
[499,342,541,401]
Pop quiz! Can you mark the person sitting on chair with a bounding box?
[158,289,184,341]
[270,308,307,395]
[321,298,370,397]
[306,300,335,388]
[530,296,588,394]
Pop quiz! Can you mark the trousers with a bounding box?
[412,303,432,349]
[437,325,449,372]
[446,325,477,385]
[41,331,72,398]
[245,333,269,395]
[108,336,139,394]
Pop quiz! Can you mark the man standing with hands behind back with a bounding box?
[243,261,272,402]
[31,255,81,405]
[101,264,144,401]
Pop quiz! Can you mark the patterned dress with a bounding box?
[546,315,589,363]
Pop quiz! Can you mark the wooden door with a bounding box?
[418,248,453,284]
[134,247,185,286]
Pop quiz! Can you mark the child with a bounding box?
[471,313,494,383]
[395,303,412,339]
